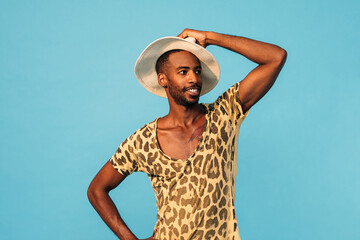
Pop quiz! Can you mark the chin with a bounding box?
[169,91,200,106]
[184,97,199,106]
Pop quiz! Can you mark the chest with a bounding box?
[156,116,206,160]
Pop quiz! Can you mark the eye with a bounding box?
[195,69,202,74]
[179,70,187,75]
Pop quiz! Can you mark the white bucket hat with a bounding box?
[134,36,220,98]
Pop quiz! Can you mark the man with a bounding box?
[88,29,286,240]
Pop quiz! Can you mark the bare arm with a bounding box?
[87,161,142,240]
[178,29,287,113]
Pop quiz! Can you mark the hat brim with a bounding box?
[134,37,220,98]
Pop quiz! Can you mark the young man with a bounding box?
[88,29,287,240]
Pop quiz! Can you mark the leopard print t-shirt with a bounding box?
[110,82,249,240]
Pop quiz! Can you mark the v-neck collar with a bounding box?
[154,104,209,161]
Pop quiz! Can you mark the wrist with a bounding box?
[205,31,219,46]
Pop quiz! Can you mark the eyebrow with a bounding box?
[176,66,202,70]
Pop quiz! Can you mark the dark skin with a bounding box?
[157,51,206,160]
[88,29,287,240]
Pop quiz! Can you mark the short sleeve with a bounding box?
[213,82,250,124]
[110,134,139,176]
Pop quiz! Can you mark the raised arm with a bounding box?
[87,161,139,240]
[178,29,287,113]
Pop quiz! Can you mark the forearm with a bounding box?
[88,188,138,240]
[178,28,287,112]
[206,31,286,65]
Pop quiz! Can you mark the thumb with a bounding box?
[177,32,186,39]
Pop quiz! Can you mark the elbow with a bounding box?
[87,183,96,203]
[280,48,287,61]
[266,47,287,66]
[268,47,287,67]
[87,181,109,204]
[276,48,287,65]
[87,182,101,203]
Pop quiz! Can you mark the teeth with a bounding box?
[188,89,198,93]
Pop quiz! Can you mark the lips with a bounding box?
[185,87,201,96]
[188,88,199,93]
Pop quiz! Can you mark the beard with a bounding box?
[167,81,201,107]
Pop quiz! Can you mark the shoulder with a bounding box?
[130,118,157,139]
[121,118,158,147]
[203,82,249,122]
[204,83,239,109]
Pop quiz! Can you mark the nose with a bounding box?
[187,70,201,85]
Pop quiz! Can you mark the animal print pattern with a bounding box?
[110,82,249,240]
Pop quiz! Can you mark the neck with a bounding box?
[166,102,204,127]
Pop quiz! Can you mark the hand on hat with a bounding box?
[178,28,209,48]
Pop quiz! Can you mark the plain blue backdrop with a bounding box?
[1,0,359,239]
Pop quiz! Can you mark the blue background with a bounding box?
[1,0,359,239]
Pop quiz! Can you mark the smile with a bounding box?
[187,88,199,93]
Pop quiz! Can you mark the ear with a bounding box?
[158,73,168,88]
